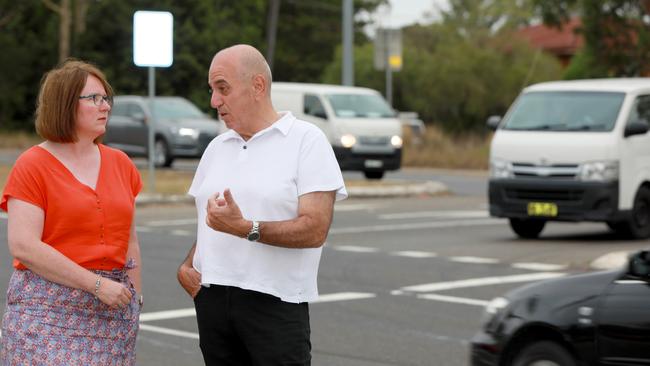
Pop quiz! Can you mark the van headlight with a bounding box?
[391,135,403,148]
[578,161,618,182]
[490,158,513,179]
[340,134,356,148]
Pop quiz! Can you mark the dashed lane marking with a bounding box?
[328,218,502,235]
[171,229,192,236]
[512,263,567,271]
[379,210,488,220]
[332,245,380,253]
[399,272,566,293]
[0,212,6,220]
[391,251,438,258]
[450,256,499,264]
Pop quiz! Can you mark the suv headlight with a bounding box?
[178,127,199,139]
[490,158,513,179]
[578,161,618,182]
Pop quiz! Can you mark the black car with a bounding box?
[471,250,650,366]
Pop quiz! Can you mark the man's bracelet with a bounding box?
[94,276,102,298]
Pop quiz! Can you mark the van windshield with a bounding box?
[326,94,395,118]
[153,98,204,119]
[502,91,625,131]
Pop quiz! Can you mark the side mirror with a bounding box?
[487,115,502,131]
[628,250,650,278]
[624,122,649,138]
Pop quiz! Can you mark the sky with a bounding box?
[375,0,449,29]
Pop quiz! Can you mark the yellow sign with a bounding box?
[389,55,402,70]
[527,202,558,217]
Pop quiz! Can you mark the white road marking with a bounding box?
[171,229,192,236]
[139,324,199,340]
[416,293,490,307]
[512,263,567,271]
[400,272,566,293]
[140,308,196,322]
[144,218,197,227]
[379,210,488,220]
[136,226,153,232]
[391,251,438,258]
[315,292,376,303]
[329,218,502,235]
[138,292,376,323]
[334,203,379,212]
[332,245,380,253]
[450,256,499,264]
[0,212,7,219]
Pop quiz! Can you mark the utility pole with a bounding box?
[265,0,280,72]
[342,0,354,86]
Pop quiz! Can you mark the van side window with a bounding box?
[304,94,327,119]
[628,95,650,126]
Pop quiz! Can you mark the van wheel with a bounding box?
[509,218,545,239]
[612,187,650,239]
[364,171,384,180]
[154,138,174,168]
[513,341,575,366]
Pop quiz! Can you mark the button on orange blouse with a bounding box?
[0,144,142,270]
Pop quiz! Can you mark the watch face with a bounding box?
[247,232,260,241]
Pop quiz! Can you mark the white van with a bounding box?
[487,78,650,239]
[271,82,403,179]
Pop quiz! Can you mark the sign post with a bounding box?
[133,10,173,193]
[374,28,402,107]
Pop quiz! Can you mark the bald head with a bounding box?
[213,44,272,96]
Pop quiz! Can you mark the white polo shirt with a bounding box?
[188,111,347,303]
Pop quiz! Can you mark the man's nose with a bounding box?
[211,92,223,109]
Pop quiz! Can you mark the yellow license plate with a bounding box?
[527,202,558,217]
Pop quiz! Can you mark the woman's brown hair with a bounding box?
[35,59,113,143]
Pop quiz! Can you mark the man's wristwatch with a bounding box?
[247,221,260,242]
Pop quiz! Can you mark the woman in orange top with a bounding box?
[0,60,143,365]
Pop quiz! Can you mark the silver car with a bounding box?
[104,96,224,167]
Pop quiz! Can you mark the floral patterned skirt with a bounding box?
[0,265,140,366]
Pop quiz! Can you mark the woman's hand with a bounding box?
[96,277,133,308]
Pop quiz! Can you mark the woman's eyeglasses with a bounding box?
[79,94,113,107]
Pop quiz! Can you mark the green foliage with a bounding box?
[0,0,386,130]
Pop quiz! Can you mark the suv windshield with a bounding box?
[326,93,395,118]
[153,98,204,119]
[502,91,625,131]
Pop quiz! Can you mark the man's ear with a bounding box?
[252,74,267,100]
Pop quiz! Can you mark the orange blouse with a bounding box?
[0,144,142,270]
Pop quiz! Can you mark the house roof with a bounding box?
[518,18,584,56]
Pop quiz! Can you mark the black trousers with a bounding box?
[193,284,311,366]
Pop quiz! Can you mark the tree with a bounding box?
[532,0,650,77]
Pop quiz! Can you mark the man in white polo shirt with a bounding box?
[177,44,347,366]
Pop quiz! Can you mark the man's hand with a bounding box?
[206,189,247,237]
[177,263,201,298]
